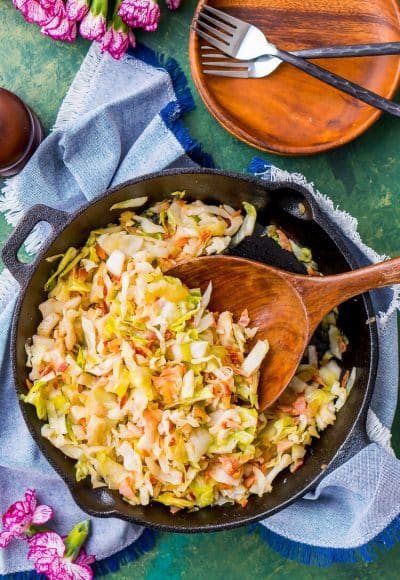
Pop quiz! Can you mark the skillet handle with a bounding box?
[2,204,69,286]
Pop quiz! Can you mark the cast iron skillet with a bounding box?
[2,169,378,532]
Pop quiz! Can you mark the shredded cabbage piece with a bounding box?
[110,197,148,210]
[25,195,354,511]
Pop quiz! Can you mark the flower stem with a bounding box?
[89,0,108,17]
[64,519,90,561]
[25,525,51,538]
[112,0,129,30]
[112,0,123,16]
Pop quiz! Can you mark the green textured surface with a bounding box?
[1,0,400,577]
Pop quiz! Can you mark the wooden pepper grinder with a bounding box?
[0,88,43,177]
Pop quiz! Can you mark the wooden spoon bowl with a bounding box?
[169,254,400,410]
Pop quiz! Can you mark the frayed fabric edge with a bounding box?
[160,102,215,168]
[367,409,395,455]
[93,528,156,577]
[0,269,19,312]
[257,512,400,567]
[53,43,103,132]
[0,175,24,229]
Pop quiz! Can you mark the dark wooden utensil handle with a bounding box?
[294,41,400,59]
[275,48,400,117]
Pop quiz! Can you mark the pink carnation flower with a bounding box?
[66,0,90,22]
[41,12,77,42]
[80,0,108,40]
[38,1,76,42]
[101,25,135,59]
[80,11,107,40]
[165,0,180,10]
[13,0,50,25]
[99,0,135,59]
[0,489,53,549]
[28,532,95,580]
[38,0,64,13]
[118,0,160,32]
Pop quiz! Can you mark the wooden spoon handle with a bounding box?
[287,256,400,335]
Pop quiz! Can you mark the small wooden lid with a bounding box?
[0,88,32,168]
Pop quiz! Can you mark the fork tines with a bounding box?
[199,11,235,34]
[192,4,243,52]
[201,4,241,28]
[192,24,228,52]
[201,45,232,59]
[201,57,250,80]
[192,18,231,52]
[202,61,248,68]
[200,39,249,77]
[203,69,250,78]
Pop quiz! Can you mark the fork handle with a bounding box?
[293,41,400,59]
[275,47,400,117]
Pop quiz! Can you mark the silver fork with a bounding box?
[193,5,400,117]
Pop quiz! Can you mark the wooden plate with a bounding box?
[189,0,400,155]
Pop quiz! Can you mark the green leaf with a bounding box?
[110,196,148,210]
[155,493,193,508]
[76,346,86,369]
[20,380,49,420]
[44,247,78,292]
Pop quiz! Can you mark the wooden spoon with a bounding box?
[168,255,399,411]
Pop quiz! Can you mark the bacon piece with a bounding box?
[96,243,107,260]
[40,364,53,376]
[244,475,255,488]
[341,370,350,388]
[293,395,307,415]
[290,459,304,473]
[277,229,292,251]
[276,439,293,454]
[57,362,69,373]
